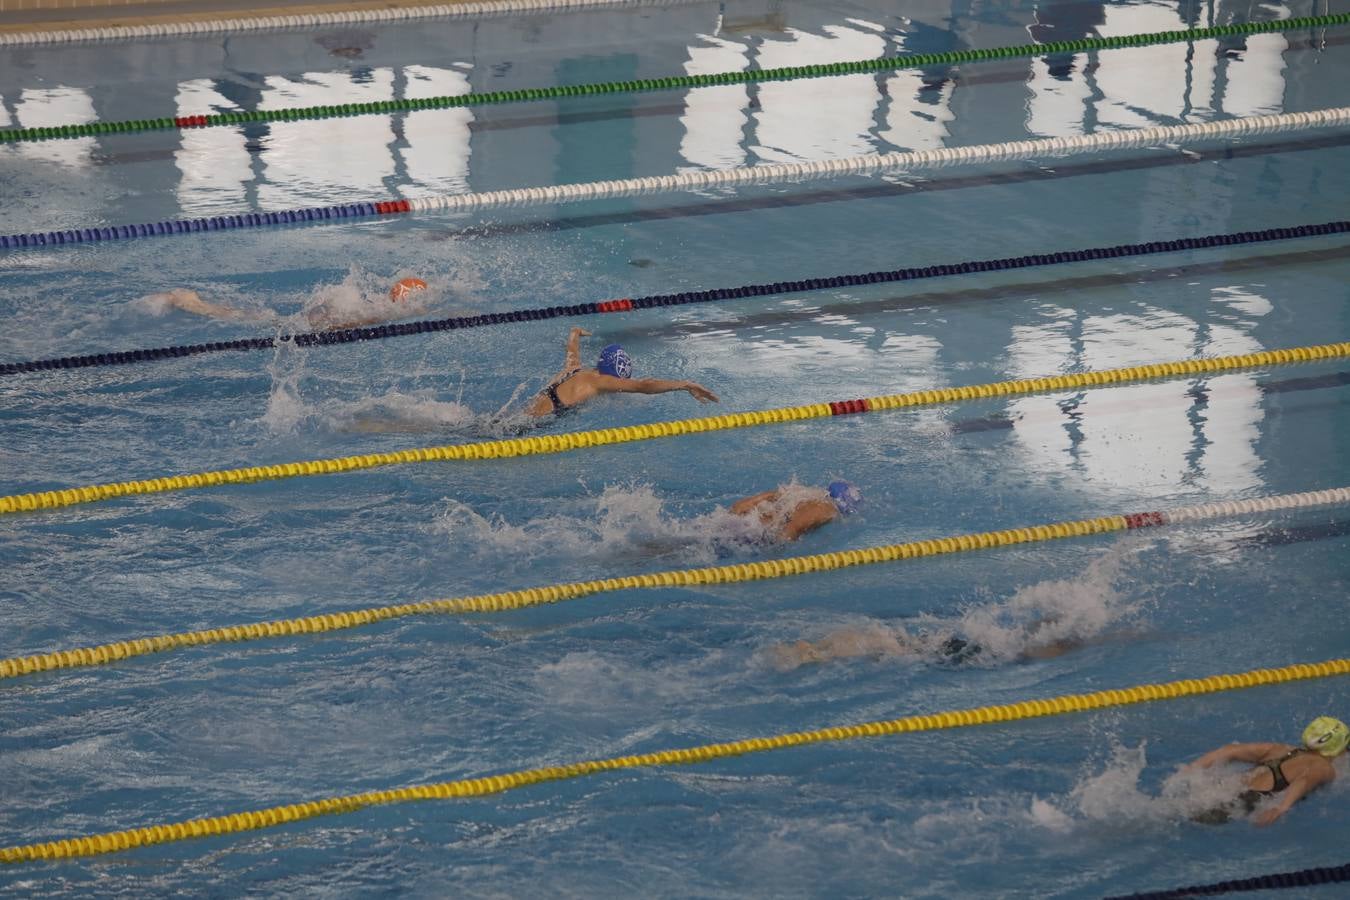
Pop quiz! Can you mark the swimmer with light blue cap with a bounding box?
[526,327,719,417]
[728,479,862,542]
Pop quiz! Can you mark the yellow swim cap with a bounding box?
[1302,716,1349,757]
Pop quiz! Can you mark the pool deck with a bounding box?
[0,0,484,34]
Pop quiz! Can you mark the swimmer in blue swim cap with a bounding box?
[828,480,863,516]
[728,479,862,542]
[527,327,719,417]
[1188,717,1348,825]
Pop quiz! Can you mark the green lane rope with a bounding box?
[1,14,1346,144]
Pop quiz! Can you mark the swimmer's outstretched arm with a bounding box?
[602,376,719,403]
[150,288,273,322]
[1188,742,1286,769]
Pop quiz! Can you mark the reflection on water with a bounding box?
[0,0,1330,505]
[0,0,1313,204]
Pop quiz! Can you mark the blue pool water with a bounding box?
[2,0,1349,895]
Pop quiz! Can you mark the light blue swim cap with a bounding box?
[828,480,862,515]
[597,344,633,379]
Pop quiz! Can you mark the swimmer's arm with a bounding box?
[729,491,778,515]
[1189,742,1286,769]
[778,498,838,541]
[564,327,590,370]
[600,376,719,403]
[1252,769,1333,826]
[154,288,272,322]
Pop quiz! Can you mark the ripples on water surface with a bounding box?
[2,0,1349,896]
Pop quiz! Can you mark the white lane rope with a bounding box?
[401,107,1350,215]
[0,0,710,47]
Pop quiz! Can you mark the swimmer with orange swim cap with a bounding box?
[148,276,430,331]
[389,277,428,303]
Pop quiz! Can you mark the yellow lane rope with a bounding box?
[4,656,1346,864]
[5,486,1347,682]
[2,341,1348,518]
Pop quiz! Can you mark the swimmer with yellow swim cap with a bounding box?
[1188,716,1348,825]
[148,276,430,331]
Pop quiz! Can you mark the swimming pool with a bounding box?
[2,0,1349,895]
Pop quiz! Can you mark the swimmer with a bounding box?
[1187,717,1348,826]
[769,615,1082,671]
[145,276,430,331]
[728,480,863,542]
[525,327,719,418]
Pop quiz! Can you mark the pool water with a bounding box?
[2,0,1349,896]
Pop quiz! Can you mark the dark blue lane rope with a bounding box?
[1105,861,1350,899]
[3,220,1348,378]
[0,200,407,249]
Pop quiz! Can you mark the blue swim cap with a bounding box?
[827,480,862,515]
[597,344,633,379]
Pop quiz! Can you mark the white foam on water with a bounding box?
[767,541,1151,669]
[433,481,817,565]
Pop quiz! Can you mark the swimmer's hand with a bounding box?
[1252,807,1285,827]
[684,381,719,403]
[570,327,592,338]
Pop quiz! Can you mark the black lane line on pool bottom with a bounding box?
[3,220,1349,379]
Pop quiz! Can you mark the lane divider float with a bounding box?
[0,0,706,47]
[1,341,1348,518]
[5,108,1349,249]
[3,486,1347,680]
[1107,861,1350,900]
[4,220,1348,378]
[2,15,1347,135]
[2,656,1347,864]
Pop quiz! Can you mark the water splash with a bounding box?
[934,541,1148,664]
[1026,742,1277,830]
[435,481,804,566]
[769,541,1150,670]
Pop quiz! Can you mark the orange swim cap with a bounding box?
[389,277,428,302]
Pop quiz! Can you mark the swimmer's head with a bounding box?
[389,277,428,303]
[1302,716,1349,757]
[827,480,863,515]
[597,344,633,379]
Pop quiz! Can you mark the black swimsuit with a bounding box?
[543,368,582,416]
[1193,748,1309,824]
[1258,747,1307,793]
